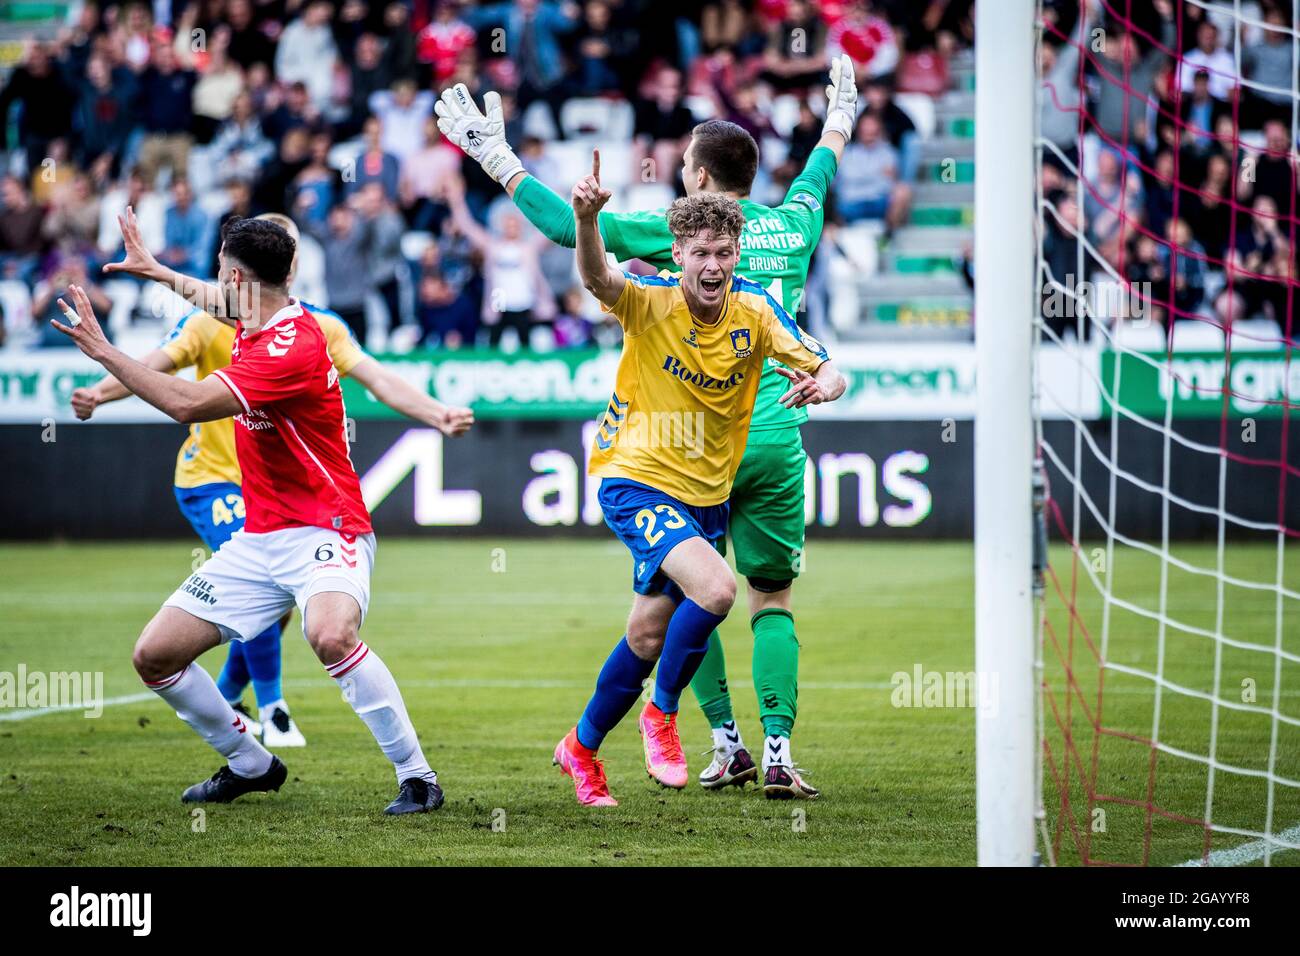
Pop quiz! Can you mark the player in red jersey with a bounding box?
[52,217,442,813]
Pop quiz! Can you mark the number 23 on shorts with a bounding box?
[635,504,686,545]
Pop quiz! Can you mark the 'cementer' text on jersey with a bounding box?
[210,300,371,535]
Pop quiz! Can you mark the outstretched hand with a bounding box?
[775,365,831,408]
[51,284,112,362]
[571,149,612,221]
[102,206,162,280]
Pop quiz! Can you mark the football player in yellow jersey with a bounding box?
[71,212,473,748]
[551,152,846,806]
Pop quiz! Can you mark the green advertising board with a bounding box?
[1101,349,1300,419]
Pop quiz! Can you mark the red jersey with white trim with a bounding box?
[211,299,372,535]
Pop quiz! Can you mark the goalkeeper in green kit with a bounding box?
[436,56,858,799]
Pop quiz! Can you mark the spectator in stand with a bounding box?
[828,0,899,81]
[760,0,828,91]
[1242,7,1297,128]
[0,175,45,282]
[400,118,460,232]
[342,33,392,140]
[864,77,919,183]
[210,178,254,275]
[417,1,477,87]
[368,78,437,165]
[634,66,697,191]
[1090,17,1174,147]
[208,91,274,185]
[291,132,343,229]
[381,2,419,82]
[463,0,580,137]
[275,0,339,112]
[567,0,633,96]
[111,2,155,72]
[415,241,478,349]
[1179,70,1230,154]
[714,81,776,143]
[1142,147,1177,238]
[73,52,137,173]
[255,127,313,215]
[1176,20,1238,100]
[346,116,401,201]
[298,197,375,344]
[32,253,112,348]
[225,0,276,72]
[1125,233,1169,329]
[1183,151,1233,263]
[262,81,321,143]
[1084,148,1144,267]
[1157,218,1207,319]
[775,98,824,189]
[357,183,409,336]
[136,41,198,186]
[41,173,101,256]
[0,41,76,176]
[97,166,165,260]
[836,111,911,235]
[159,178,213,277]
[31,138,77,207]
[188,26,246,145]
[445,176,555,350]
[1242,119,1299,215]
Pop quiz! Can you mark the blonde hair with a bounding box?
[666,193,745,243]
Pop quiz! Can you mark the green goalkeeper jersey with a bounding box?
[513,146,837,431]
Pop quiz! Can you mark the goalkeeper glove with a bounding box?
[434,83,525,186]
[823,53,860,142]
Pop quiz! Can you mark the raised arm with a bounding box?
[52,286,241,424]
[443,176,492,253]
[70,347,178,419]
[346,355,474,437]
[102,206,230,325]
[814,52,860,163]
[573,150,624,308]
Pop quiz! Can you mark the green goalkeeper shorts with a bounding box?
[726,426,807,584]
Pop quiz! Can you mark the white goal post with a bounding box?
[974,0,1039,867]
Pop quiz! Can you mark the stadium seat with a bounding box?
[559,97,635,141]
[0,279,32,342]
[894,93,938,141]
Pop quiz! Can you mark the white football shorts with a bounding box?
[163,526,377,643]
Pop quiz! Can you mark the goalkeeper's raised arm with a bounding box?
[572,150,624,309]
[434,53,859,249]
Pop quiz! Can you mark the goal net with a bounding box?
[1033,0,1300,866]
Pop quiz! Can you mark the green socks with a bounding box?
[689,629,734,728]
[753,608,798,738]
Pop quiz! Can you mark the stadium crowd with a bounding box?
[1039,0,1300,347]
[0,0,975,352]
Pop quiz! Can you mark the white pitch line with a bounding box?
[1176,824,1300,867]
[0,692,156,722]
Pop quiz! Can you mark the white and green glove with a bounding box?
[434,83,525,186]
[823,53,860,142]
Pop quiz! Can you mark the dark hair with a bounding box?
[689,120,759,195]
[220,217,296,287]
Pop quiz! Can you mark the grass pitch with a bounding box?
[0,538,1294,866]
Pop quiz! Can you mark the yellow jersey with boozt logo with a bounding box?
[159,306,367,489]
[589,271,829,507]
